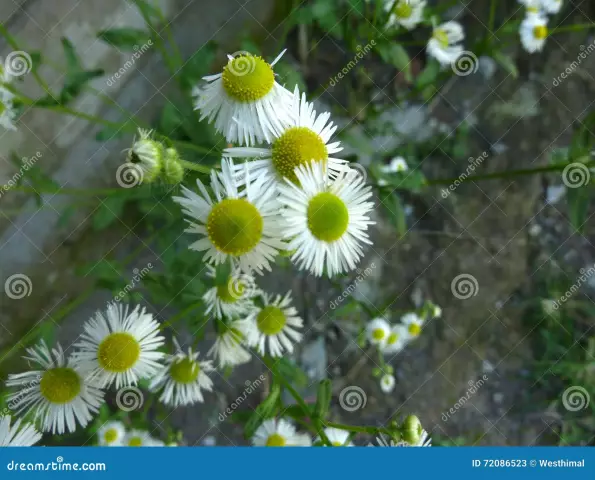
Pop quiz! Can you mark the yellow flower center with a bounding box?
[332,441,344,446]
[393,1,413,18]
[128,436,143,446]
[307,192,349,242]
[39,367,81,404]
[169,357,200,384]
[207,198,263,256]
[104,428,118,444]
[98,332,141,373]
[265,433,286,446]
[433,29,449,48]
[271,127,328,184]
[408,323,421,336]
[533,25,548,40]
[372,328,386,341]
[222,55,275,103]
[387,332,399,345]
[257,306,287,336]
[217,278,244,304]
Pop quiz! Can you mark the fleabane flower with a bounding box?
[317,427,353,446]
[224,87,348,186]
[98,421,126,446]
[380,373,396,393]
[124,129,164,184]
[73,303,165,389]
[386,0,426,30]
[173,158,286,275]
[6,342,104,434]
[194,50,293,146]
[252,419,310,446]
[0,84,17,131]
[381,324,408,354]
[520,12,548,53]
[374,431,432,447]
[203,265,259,319]
[0,415,42,446]
[207,319,252,368]
[401,312,425,339]
[124,429,155,447]
[243,291,303,357]
[278,161,375,277]
[427,21,465,66]
[366,317,391,348]
[540,0,562,13]
[149,338,215,407]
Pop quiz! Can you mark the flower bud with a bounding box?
[401,414,422,445]
[163,147,185,184]
[126,128,163,184]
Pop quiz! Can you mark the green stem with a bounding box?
[159,301,203,331]
[551,23,595,34]
[488,0,497,37]
[324,421,394,437]
[178,159,212,174]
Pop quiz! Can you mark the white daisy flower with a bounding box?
[401,312,425,339]
[366,317,391,348]
[317,427,353,446]
[382,156,409,174]
[224,86,348,187]
[173,158,286,275]
[243,291,303,357]
[73,303,165,389]
[149,338,215,407]
[97,420,126,446]
[203,265,259,319]
[427,21,465,66]
[207,319,252,368]
[277,161,375,277]
[540,0,562,13]
[374,430,431,447]
[520,12,548,53]
[381,324,408,354]
[252,419,309,446]
[6,342,104,434]
[386,0,426,30]
[0,84,17,131]
[0,415,42,446]
[380,373,396,393]
[124,129,164,184]
[195,50,293,146]
[124,429,154,447]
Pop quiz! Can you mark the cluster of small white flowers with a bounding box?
[518,0,561,53]
[97,420,174,447]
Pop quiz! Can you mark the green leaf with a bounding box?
[92,195,127,231]
[129,0,162,23]
[313,379,332,420]
[60,69,104,104]
[416,59,440,88]
[179,43,216,91]
[377,43,411,82]
[493,51,518,79]
[244,384,280,438]
[381,193,407,237]
[566,186,590,234]
[98,28,151,51]
[159,101,184,136]
[61,37,82,72]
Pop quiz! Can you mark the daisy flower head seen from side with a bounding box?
[243,291,303,357]
[0,85,17,131]
[224,86,348,186]
[124,128,164,184]
[278,161,375,277]
[73,303,165,389]
[149,338,215,407]
[386,0,427,30]
[203,264,259,319]
[0,415,42,447]
[97,420,126,446]
[195,50,293,146]
[5,342,104,434]
[317,427,353,446]
[208,319,252,368]
[401,312,425,339]
[520,12,548,53]
[366,317,391,348]
[252,419,310,446]
[427,21,465,66]
[173,158,287,275]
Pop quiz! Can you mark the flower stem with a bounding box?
[551,23,595,34]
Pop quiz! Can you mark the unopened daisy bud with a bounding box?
[163,148,185,184]
[380,374,396,393]
[401,415,422,444]
[125,129,164,184]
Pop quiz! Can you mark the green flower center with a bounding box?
[387,332,399,345]
[332,441,344,446]
[307,192,349,242]
[408,324,421,336]
[104,428,118,444]
[128,436,143,447]
[207,198,263,256]
[222,55,275,103]
[40,367,81,404]
[393,1,413,18]
[98,332,141,373]
[169,358,200,384]
[257,306,287,336]
[217,278,244,304]
[372,328,386,341]
[533,25,548,40]
[271,127,328,184]
[265,434,286,446]
[433,29,449,48]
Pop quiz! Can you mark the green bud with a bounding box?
[163,148,185,184]
[401,414,422,445]
[124,129,164,185]
[372,367,381,377]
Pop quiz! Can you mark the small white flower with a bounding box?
[317,427,353,446]
[0,415,42,446]
[386,0,426,30]
[431,304,442,318]
[195,50,294,146]
[381,324,408,354]
[381,156,409,174]
[207,319,252,368]
[427,21,465,66]
[277,161,375,277]
[224,86,348,187]
[203,265,259,319]
[242,291,303,357]
[173,158,287,275]
[149,338,215,407]
[380,373,396,393]
[97,421,126,446]
[6,342,104,434]
[366,317,391,348]
[252,419,310,446]
[374,430,432,447]
[123,429,154,447]
[125,129,164,183]
[0,84,17,131]
[400,312,425,339]
[520,12,548,53]
[540,0,562,13]
[73,303,165,389]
